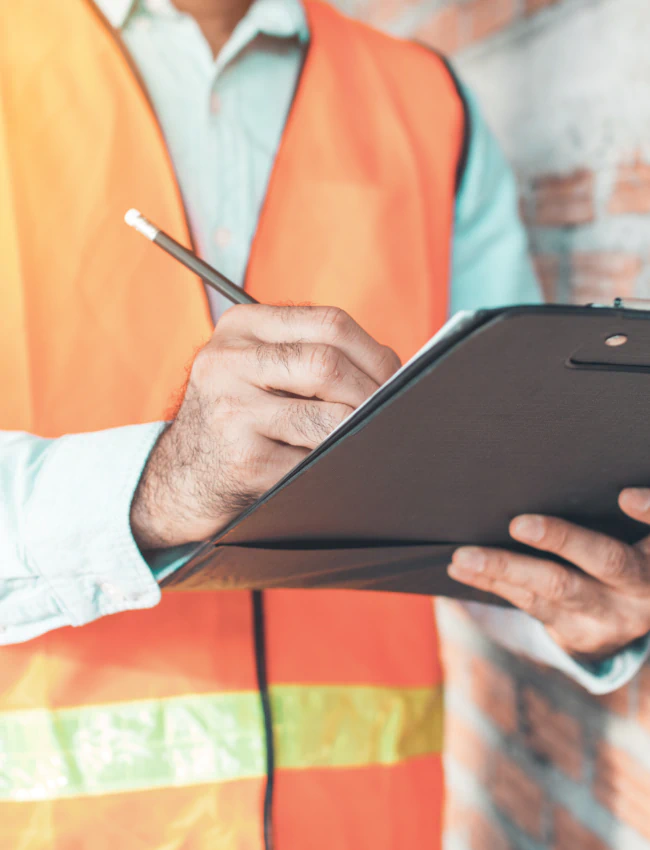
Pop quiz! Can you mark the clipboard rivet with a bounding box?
[605,334,628,347]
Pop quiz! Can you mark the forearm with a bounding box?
[0,425,166,644]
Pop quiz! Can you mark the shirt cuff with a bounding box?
[24,423,167,627]
[529,619,650,695]
[146,543,201,583]
[460,602,649,694]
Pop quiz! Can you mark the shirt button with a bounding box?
[213,227,232,248]
[209,93,221,115]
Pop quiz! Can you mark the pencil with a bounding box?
[124,209,258,306]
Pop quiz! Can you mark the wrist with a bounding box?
[130,424,229,549]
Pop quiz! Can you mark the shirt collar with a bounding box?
[93,0,309,42]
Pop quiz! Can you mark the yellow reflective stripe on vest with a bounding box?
[1,685,443,801]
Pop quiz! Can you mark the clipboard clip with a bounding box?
[586,297,650,312]
[612,297,650,311]
[571,297,650,363]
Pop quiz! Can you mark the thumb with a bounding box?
[619,488,650,525]
[619,489,650,555]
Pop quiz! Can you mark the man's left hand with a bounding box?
[448,488,650,661]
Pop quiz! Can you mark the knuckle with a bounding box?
[272,305,296,325]
[601,543,630,582]
[300,401,346,443]
[280,341,304,366]
[520,590,536,610]
[319,306,352,339]
[259,341,302,373]
[546,568,569,603]
[269,401,297,442]
[321,403,352,433]
[377,345,402,381]
[514,588,536,611]
[215,303,248,333]
[309,344,343,384]
[488,550,509,579]
[254,343,273,371]
[190,345,223,388]
[292,401,330,443]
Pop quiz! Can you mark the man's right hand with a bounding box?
[131,305,401,550]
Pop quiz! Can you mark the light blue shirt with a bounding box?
[0,0,645,692]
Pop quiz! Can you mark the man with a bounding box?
[1,0,650,848]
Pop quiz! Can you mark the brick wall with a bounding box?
[436,602,650,850]
[346,0,650,847]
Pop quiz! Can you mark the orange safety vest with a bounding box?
[0,0,466,848]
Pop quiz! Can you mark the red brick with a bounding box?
[469,809,513,850]
[533,254,560,303]
[522,687,583,781]
[594,741,650,841]
[635,664,650,732]
[416,6,463,55]
[526,0,561,15]
[491,752,545,839]
[445,713,492,778]
[608,153,650,215]
[464,0,516,44]
[470,656,518,734]
[570,253,642,304]
[533,169,595,226]
[553,807,610,850]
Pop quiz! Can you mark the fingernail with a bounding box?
[621,488,650,514]
[452,547,486,573]
[511,515,545,543]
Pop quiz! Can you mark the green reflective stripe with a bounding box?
[0,685,443,802]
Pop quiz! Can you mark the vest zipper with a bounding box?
[252,590,276,850]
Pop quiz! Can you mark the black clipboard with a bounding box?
[162,305,650,604]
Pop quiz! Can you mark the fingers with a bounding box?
[258,442,311,488]
[245,341,380,408]
[448,546,591,620]
[256,395,354,450]
[620,488,650,560]
[508,514,645,589]
[619,488,650,524]
[217,304,401,387]
[448,544,650,658]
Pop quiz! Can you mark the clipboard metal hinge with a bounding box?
[588,297,650,311]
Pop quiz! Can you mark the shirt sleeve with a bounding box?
[450,83,649,693]
[0,425,168,644]
[450,85,541,312]
[461,602,650,695]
